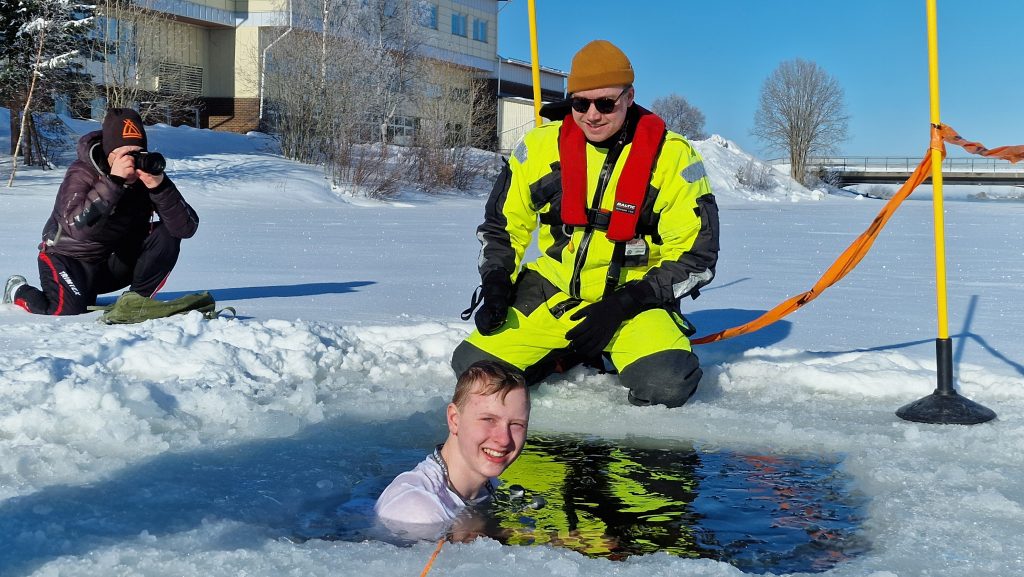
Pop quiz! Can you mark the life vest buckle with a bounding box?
[586,208,612,230]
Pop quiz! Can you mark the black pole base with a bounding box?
[896,390,996,425]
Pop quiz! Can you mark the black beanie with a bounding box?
[102,108,147,155]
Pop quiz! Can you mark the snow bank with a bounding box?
[3,112,1024,576]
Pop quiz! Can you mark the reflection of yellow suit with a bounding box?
[494,437,700,558]
[497,450,617,557]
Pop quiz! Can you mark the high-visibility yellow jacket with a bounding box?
[478,108,719,307]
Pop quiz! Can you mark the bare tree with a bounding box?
[752,58,848,185]
[260,1,394,157]
[255,0,495,196]
[409,61,496,191]
[8,20,51,185]
[91,0,199,123]
[735,158,775,192]
[256,0,436,197]
[650,93,707,140]
[344,0,423,145]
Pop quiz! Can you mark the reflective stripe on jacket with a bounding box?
[477,110,719,306]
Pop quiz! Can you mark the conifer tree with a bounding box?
[1,0,94,162]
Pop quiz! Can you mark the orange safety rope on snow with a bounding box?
[692,136,932,344]
[692,125,1024,346]
[418,538,446,577]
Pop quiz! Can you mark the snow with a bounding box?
[694,134,824,202]
[2,108,1024,576]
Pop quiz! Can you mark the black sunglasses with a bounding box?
[570,87,630,114]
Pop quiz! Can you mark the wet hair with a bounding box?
[452,360,528,409]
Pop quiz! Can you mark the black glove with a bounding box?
[474,270,513,335]
[565,283,653,359]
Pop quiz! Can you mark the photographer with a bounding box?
[3,108,199,315]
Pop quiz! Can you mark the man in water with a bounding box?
[375,361,530,538]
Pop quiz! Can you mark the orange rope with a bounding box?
[692,124,1024,346]
[692,136,938,345]
[936,124,1024,163]
[419,538,446,577]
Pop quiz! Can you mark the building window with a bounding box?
[417,2,437,29]
[423,81,442,99]
[451,12,467,37]
[388,115,418,145]
[472,18,487,42]
[158,62,203,96]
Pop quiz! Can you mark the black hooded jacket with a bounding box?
[40,130,198,262]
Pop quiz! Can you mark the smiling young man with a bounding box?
[452,40,720,408]
[375,361,530,537]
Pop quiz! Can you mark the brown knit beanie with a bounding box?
[567,40,634,94]
[102,108,147,155]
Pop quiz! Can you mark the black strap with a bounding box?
[539,207,612,231]
[459,285,483,321]
[604,241,627,298]
[587,209,612,230]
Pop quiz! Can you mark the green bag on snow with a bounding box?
[88,291,234,324]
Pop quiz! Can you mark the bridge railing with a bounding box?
[768,157,1020,173]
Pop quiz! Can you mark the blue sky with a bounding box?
[496,1,1023,160]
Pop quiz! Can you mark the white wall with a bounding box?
[498,97,537,154]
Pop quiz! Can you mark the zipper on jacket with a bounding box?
[568,134,627,299]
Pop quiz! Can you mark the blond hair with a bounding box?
[452,360,527,409]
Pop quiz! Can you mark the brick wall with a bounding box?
[201,97,261,133]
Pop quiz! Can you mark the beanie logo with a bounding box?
[121,119,144,140]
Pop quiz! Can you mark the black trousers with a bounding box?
[16,223,182,316]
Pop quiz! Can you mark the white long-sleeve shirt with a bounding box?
[374,453,493,540]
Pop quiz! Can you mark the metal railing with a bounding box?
[769,157,1021,173]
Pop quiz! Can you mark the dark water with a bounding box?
[303,433,868,574]
[484,434,869,574]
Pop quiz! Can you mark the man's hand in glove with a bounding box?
[565,283,653,359]
[474,271,513,335]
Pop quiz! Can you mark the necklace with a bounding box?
[430,444,494,505]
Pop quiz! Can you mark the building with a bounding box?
[83,0,565,148]
[492,56,566,153]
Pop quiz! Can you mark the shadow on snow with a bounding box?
[94,281,377,306]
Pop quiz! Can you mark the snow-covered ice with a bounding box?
[2,108,1023,576]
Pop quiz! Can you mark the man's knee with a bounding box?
[619,349,702,408]
[450,339,558,386]
[451,340,508,379]
[144,223,182,257]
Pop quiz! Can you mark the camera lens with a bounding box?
[130,151,166,175]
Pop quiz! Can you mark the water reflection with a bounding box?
[486,434,869,574]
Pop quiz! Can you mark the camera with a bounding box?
[128,151,166,175]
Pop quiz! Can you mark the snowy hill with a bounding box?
[693,134,824,202]
[1,111,1023,577]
